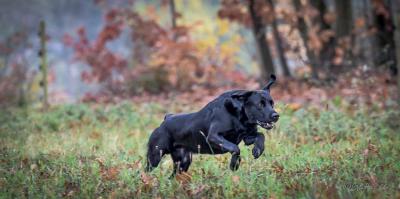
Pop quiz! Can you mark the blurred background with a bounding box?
[0,0,399,108]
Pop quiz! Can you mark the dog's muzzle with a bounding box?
[257,121,275,130]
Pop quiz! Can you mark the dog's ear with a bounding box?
[231,90,253,100]
[224,98,242,116]
[225,91,253,116]
[263,74,276,91]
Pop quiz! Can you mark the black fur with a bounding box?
[146,75,279,175]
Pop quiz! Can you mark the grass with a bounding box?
[0,101,399,198]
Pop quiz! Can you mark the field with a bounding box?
[0,101,399,198]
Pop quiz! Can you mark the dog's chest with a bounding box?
[226,121,257,144]
[232,118,256,133]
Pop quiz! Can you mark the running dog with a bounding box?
[146,75,279,175]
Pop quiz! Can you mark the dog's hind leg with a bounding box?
[145,127,171,172]
[171,147,192,176]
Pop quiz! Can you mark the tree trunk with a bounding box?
[311,0,336,77]
[352,0,376,68]
[373,0,396,75]
[267,0,291,77]
[169,0,177,42]
[248,0,275,80]
[169,0,177,29]
[333,0,354,70]
[335,0,353,38]
[39,20,49,109]
[390,0,400,103]
[293,0,319,79]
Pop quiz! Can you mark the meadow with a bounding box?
[0,101,399,198]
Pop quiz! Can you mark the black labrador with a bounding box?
[146,75,279,175]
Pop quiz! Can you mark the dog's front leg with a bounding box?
[243,132,265,159]
[207,133,240,154]
[207,124,241,170]
[207,124,240,154]
[208,133,241,171]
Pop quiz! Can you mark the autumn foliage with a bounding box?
[63,9,127,83]
[64,3,246,98]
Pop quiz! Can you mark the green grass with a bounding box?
[0,101,399,198]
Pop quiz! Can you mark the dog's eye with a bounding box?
[269,100,274,107]
[259,100,266,107]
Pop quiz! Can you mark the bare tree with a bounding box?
[335,0,353,38]
[390,0,400,103]
[169,0,178,42]
[169,0,177,29]
[311,0,336,76]
[39,20,48,109]
[248,0,275,80]
[293,0,319,79]
[267,0,291,77]
[352,0,377,68]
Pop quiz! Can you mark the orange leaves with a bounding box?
[363,140,380,164]
[65,2,246,95]
[175,172,212,197]
[65,14,127,83]
[272,161,284,174]
[96,157,120,181]
[89,131,102,140]
[232,175,240,184]
[313,135,322,143]
[320,30,335,43]
[96,158,143,182]
[102,166,120,181]
[65,0,325,100]
[138,172,159,194]
[354,18,366,29]
[219,0,278,26]
[144,35,203,91]
[367,142,379,154]
[287,103,302,111]
[140,172,156,186]
[128,20,242,93]
[323,12,336,25]
[176,172,192,185]
[218,0,251,27]
[307,28,335,55]
[333,47,345,65]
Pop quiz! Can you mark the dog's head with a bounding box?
[226,75,279,130]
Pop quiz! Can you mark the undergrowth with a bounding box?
[0,102,399,198]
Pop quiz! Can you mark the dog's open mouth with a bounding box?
[257,121,275,130]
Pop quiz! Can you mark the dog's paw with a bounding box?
[229,154,241,171]
[252,146,264,159]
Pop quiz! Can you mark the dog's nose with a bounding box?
[271,112,279,122]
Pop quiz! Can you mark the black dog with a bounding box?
[146,75,279,175]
